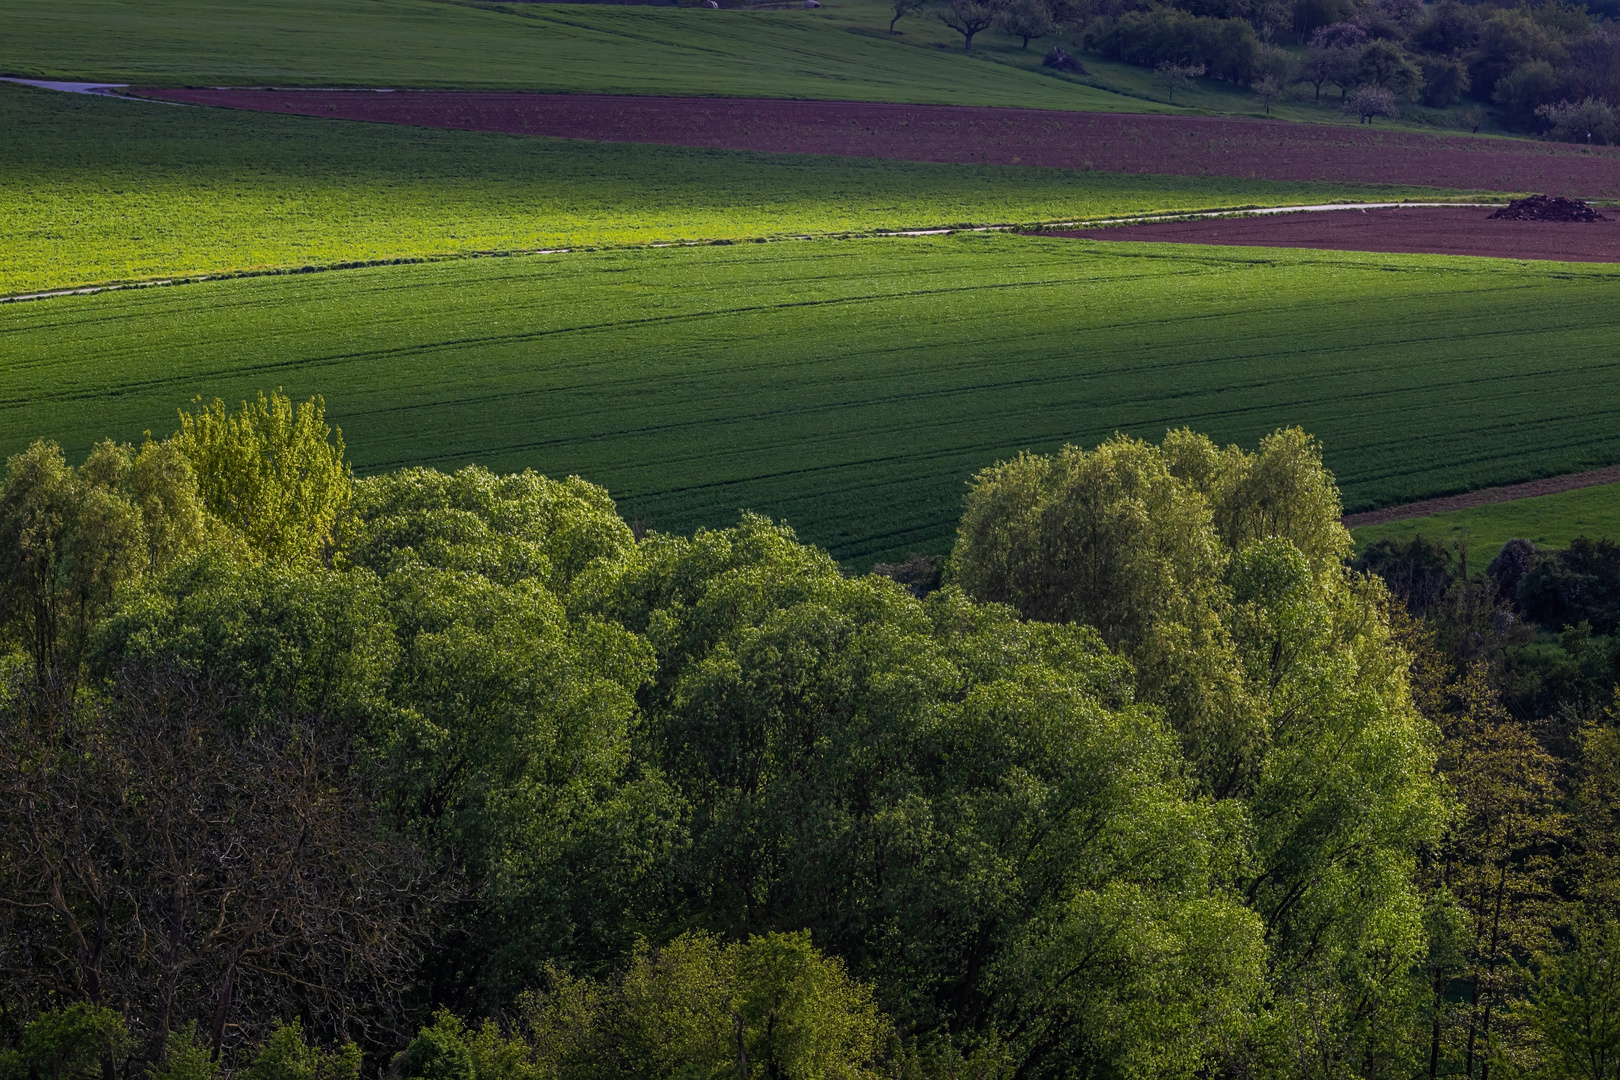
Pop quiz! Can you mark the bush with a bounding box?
[1536,96,1620,144]
[1420,54,1470,107]
[1516,537,1620,635]
[1494,59,1567,131]
[1356,39,1424,99]
[242,1022,361,1080]
[1098,8,1263,83]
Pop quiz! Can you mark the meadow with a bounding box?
[1352,483,1620,561]
[7,233,1619,566]
[0,83,1455,296]
[1,0,1139,109]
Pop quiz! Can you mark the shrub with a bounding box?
[1493,59,1566,131]
[1098,8,1263,83]
[1536,96,1620,144]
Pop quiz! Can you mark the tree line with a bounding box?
[893,0,1620,140]
[3,394,1620,1079]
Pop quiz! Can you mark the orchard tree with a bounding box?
[996,0,1054,48]
[1155,60,1206,103]
[939,0,1001,49]
[888,0,925,32]
[1346,84,1400,122]
[1255,73,1285,113]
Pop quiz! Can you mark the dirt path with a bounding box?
[1343,466,1620,528]
[132,88,1620,197]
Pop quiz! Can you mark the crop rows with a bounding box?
[5,234,1618,565]
[3,0,1132,108]
[0,84,1453,297]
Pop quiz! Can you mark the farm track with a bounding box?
[136,88,1620,197]
[1343,466,1620,528]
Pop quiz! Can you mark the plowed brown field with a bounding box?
[135,88,1620,196]
[1044,206,1620,261]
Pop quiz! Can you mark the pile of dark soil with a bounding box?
[1489,194,1610,221]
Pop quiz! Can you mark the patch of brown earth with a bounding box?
[1041,206,1620,262]
[1343,466,1620,528]
[131,88,1620,197]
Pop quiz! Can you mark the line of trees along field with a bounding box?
[918,0,1620,138]
[2,393,1619,1079]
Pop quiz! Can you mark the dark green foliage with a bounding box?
[1357,38,1425,97]
[242,1023,361,1080]
[516,932,894,1080]
[1516,538,1620,635]
[586,514,1263,1076]
[0,1006,131,1080]
[400,1020,473,1080]
[1355,534,1459,616]
[953,429,1448,1073]
[1098,9,1264,83]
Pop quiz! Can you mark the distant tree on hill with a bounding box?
[1345,83,1400,122]
[996,0,1054,48]
[938,0,1001,49]
[888,0,925,33]
[1295,44,1349,99]
[1537,96,1620,144]
[1155,59,1206,103]
[1254,72,1285,113]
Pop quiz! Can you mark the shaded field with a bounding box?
[6,235,1620,565]
[1,83,1432,297]
[0,0,1138,110]
[1345,464,1620,527]
[1352,482,1620,562]
[1049,207,1620,262]
[144,89,1620,197]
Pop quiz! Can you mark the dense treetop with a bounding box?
[3,395,1619,1080]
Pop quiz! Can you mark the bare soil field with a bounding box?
[1344,465,1620,527]
[133,88,1620,196]
[1044,206,1620,262]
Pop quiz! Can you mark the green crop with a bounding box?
[0,82,1457,297]
[2,0,1140,109]
[5,234,1617,566]
[1353,483,1620,563]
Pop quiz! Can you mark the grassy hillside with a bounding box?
[5,234,1618,565]
[1352,483,1620,562]
[1,0,1145,109]
[0,82,1456,296]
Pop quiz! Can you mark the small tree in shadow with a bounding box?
[1154,60,1205,104]
[1254,74,1285,115]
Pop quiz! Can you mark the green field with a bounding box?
[6,234,1619,566]
[2,0,1508,134]
[0,82,1463,297]
[1,0,1148,109]
[1352,483,1620,562]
